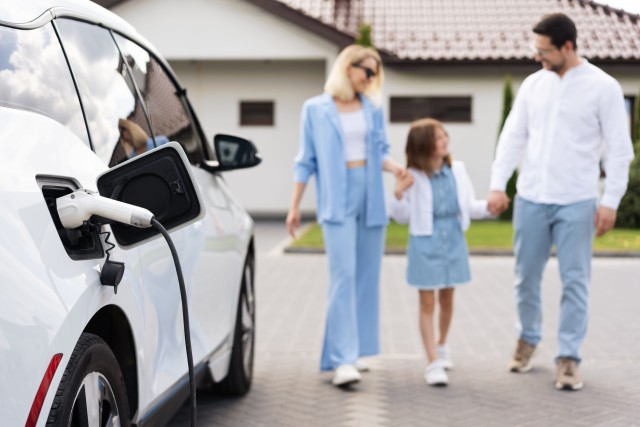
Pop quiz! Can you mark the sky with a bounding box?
[597,0,640,14]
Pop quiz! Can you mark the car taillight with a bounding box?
[25,353,63,427]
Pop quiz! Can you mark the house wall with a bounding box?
[111,0,337,60]
[171,59,326,215]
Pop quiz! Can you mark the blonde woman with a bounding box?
[286,44,405,387]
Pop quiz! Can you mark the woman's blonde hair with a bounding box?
[405,118,452,177]
[324,44,384,104]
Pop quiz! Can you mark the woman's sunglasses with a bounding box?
[352,63,377,79]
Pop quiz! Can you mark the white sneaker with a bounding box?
[425,361,449,386]
[437,345,454,370]
[354,358,369,372]
[332,364,361,386]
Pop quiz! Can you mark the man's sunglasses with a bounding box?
[352,63,377,79]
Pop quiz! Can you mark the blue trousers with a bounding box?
[320,167,385,371]
[513,196,596,362]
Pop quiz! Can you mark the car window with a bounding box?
[113,34,203,165]
[0,24,89,146]
[55,19,153,167]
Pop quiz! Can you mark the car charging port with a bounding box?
[37,177,104,261]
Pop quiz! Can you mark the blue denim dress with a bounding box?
[406,165,471,289]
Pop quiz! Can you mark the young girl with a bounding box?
[391,118,492,386]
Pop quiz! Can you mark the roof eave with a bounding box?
[244,0,398,61]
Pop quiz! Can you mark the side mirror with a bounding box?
[212,134,261,172]
[96,142,205,249]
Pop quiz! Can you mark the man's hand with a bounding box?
[595,206,617,237]
[487,191,510,216]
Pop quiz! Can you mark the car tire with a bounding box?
[214,254,255,396]
[46,333,130,427]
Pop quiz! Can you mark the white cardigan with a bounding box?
[390,161,490,236]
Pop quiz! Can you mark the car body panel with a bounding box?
[0,1,256,424]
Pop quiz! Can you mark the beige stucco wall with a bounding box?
[172,59,326,215]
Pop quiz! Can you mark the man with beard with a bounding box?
[487,13,633,391]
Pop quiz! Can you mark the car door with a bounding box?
[110,34,245,365]
[55,18,243,402]
[0,20,146,423]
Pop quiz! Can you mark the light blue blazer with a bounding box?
[293,93,391,227]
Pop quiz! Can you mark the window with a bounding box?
[240,101,274,126]
[55,19,152,167]
[113,34,202,164]
[389,96,472,123]
[0,24,89,146]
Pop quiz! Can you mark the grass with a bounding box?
[290,220,640,252]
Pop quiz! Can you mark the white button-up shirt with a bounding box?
[490,59,634,209]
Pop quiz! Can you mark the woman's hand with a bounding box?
[394,173,414,200]
[286,205,301,238]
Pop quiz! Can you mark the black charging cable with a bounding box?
[150,218,196,427]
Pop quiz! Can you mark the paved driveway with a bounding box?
[169,221,640,426]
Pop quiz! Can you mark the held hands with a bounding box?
[394,172,414,200]
[595,206,616,237]
[487,191,510,216]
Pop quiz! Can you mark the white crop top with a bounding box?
[339,109,367,162]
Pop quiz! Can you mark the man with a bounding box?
[488,13,634,391]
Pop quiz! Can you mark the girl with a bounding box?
[391,118,491,386]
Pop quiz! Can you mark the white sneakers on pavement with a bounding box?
[437,345,454,370]
[425,360,448,386]
[332,364,361,387]
[354,358,370,372]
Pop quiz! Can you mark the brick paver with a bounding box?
[169,222,640,426]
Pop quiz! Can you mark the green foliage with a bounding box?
[355,23,373,48]
[290,221,640,252]
[497,74,517,220]
[498,74,514,133]
[615,89,640,229]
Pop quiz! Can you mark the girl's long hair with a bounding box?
[405,118,452,176]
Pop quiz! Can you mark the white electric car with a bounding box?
[0,1,259,425]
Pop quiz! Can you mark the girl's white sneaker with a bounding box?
[437,345,454,370]
[425,361,449,386]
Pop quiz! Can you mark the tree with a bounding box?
[497,74,518,221]
[615,89,640,228]
[355,23,373,48]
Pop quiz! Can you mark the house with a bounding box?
[95,0,640,217]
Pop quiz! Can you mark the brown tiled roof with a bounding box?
[262,0,640,63]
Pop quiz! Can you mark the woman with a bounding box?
[286,44,405,387]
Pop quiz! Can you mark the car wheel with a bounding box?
[47,333,130,427]
[215,254,255,395]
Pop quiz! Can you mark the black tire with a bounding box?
[215,254,255,395]
[47,333,131,427]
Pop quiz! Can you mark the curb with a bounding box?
[284,246,640,258]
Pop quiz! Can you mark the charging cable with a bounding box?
[56,190,197,427]
[150,218,196,427]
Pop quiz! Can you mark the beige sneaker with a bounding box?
[555,358,583,391]
[508,339,536,372]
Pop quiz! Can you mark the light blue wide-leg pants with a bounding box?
[320,167,385,371]
[513,196,595,362]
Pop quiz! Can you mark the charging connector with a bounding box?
[56,189,154,229]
